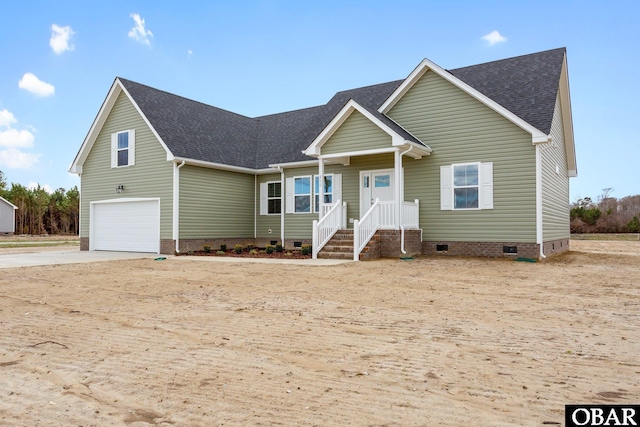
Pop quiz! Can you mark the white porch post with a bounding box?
[318,157,324,220]
[394,149,401,230]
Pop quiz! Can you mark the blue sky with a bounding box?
[0,0,638,201]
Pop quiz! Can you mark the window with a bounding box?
[267,182,281,214]
[294,176,311,213]
[440,162,493,210]
[314,174,333,213]
[111,129,135,168]
[285,173,341,214]
[453,163,479,209]
[117,132,129,166]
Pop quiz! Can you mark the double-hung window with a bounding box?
[453,163,479,209]
[294,176,311,213]
[314,174,333,213]
[440,162,493,210]
[267,182,281,214]
[111,129,135,168]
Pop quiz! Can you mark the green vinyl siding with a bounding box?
[391,69,537,242]
[542,96,570,241]
[179,165,254,239]
[80,91,173,239]
[256,173,282,238]
[321,110,391,155]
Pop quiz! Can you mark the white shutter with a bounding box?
[440,165,452,210]
[128,129,136,166]
[111,133,117,168]
[260,182,268,215]
[285,177,294,213]
[480,162,494,210]
[333,173,342,204]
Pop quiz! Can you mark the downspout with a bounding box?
[173,160,186,253]
[254,175,257,239]
[535,144,546,259]
[276,166,285,247]
[399,146,413,255]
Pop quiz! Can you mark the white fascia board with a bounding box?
[172,157,258,174]
[268,160,319,169]
[304,99,415,156]
[118,80,174,161]
[379,58,549,144]
[69,79,122,174]
[0,196,18,210]
[69,79,175,175]
[320,147,397,159]
[559,54,577,177]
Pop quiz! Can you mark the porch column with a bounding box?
[394,149,401,230]
[318,157,324,220]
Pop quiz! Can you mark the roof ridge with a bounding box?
[117,77,254,121]
[448,47,566,72]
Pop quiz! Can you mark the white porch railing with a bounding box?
[378,201,396,229]
[401,199,419,229]
[353,198,380,261]
[312,200,346,259]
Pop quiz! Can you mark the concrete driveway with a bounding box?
[0,248,162,269]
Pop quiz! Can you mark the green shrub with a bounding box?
[301,244,312,256]
[265,245,274,254]
[275,243,283,253]
[220,244,227,251]
[203,245,211,253]
[234,244,243,254]
[216,250,226,255]
[250,249,258,255]
[245,244,254,252]
[627,216,640,233]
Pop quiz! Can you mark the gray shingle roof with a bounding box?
[449,47,566,134]
[118,48,565,169]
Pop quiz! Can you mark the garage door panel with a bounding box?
[92,200,159,253]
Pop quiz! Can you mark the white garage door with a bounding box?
[91,199,160,253]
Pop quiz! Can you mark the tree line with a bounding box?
[571,188,640,233]
[0,170,79,235]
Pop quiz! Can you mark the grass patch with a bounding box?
[0,241,80,248]
[571,233,640,241]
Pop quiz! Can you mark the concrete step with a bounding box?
[317,252,353,260]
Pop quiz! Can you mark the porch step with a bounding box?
[317,229,380,261]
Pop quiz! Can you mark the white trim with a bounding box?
[89,197,161,253]
[559,54,577,177]
[378,58,549,144]
[269,160,319,169]
[304,99,431,157]
[262,180,282,215]
[173,160,185,252]
[70,79,173,174]
[536,144,543,246]
[320,147,397,159]
[292,175,313,214]
[172,157,261,174]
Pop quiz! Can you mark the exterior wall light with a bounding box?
[116,184,125,193]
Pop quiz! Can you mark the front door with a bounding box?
[360,169,395,218]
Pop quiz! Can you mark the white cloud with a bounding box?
[187,49,193,58]
[482,30,507,46]
[50,24,75,54]
[0,148,40,169]
[28,181,52,193]
[0,128,35,148]
[0,109,17,128]
[128,13,153,46]
[18,73,55,97]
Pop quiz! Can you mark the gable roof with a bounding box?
[0,195,18,210]
[70,48,572,174]
[449,48,566,135]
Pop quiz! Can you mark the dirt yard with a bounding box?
[1,240,638,426]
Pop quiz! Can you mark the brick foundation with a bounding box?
[542,238,570,258]
[422,241,540,259]
[376,230,422,258]
[80,237,89,251]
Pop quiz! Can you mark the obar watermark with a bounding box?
[566,405,639,426]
